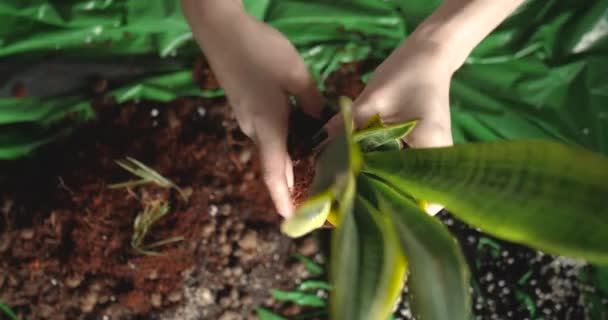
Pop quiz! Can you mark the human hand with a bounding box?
[325,37,455,215]
[181,0,324,217]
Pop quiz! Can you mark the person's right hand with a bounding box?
[181,0,324,218]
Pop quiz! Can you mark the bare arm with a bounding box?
[412,0,525,72]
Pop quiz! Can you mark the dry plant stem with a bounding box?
[109,157,188,201]
[131,202,184,256]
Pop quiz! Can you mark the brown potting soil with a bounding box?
[0,59,369,320]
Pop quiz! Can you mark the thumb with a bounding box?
[403,120,453,149]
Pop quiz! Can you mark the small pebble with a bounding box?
[241,294,254,306]
[298,237,319,256]
[167,290,183,303]
[218,311,240,320]
[198,288,215,306]
[219,296,231,308]
[20,229,35,240]
[65,274,83,288]
[209,205,219,216]
[80,291,98,313]
[38,304,55,318]
[218,233,228,244]
[0,235,12,252]
[220,244,232,256]
[234,222,245,232]
[150,293,162,308]
[201,224,215,237]
[239,150,252,163]
[147,270,159,280]
[238,231,258,250]
[219,204,231,216]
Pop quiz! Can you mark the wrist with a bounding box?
[409,0,524,72]
[400,34,457,77]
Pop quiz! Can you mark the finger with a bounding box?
[257,140,294,218]
[284,62,325,118]
[403,120,453,148]
[251,103,294,217]
[351,95,381,129]
[285,156,294,190]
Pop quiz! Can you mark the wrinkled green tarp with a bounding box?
[0,0,607,159]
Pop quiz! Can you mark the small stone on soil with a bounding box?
[201,224,215,237]
[241,295,253,306]
[147,269,159,280]
[167,290,183,303]
[65,274,83,288]
[209,205,219,216]
[81,291,99,313]
[38,304,55,318]
[219,204,231,216]
[219,296,231,308]
[220,244,232,256]
[0,234,11,252]
[239,150,252,163]
[218,233,227,244]
[218,311,241,320]
[283,304,304,317]
[20,229,35,240]
[198,288,215,306]
[151,293,162,308]
[298,237,319,256]
[238,230,258,250]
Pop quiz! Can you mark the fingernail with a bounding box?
[281,198,294,218]
[310,129,328,148]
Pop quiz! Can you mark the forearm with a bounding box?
[410,0,524,72]
[180,0,248,55]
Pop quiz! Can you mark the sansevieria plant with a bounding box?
[280,97,608,320]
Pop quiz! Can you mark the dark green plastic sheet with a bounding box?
[0,0,607,159]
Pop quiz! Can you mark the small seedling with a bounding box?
[131,201,184,256]
[109,157,187,200]
[257,254,331,320]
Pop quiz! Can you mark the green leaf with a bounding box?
[0,301,20,320]
[363,140,608,264]
[354,118,417,152]
[368,176,470,320]
[270,290,326,307]
[281,191,332,238]
[330,189,407,320]
[257,308,288,320]
[0,127,67,159]
[298,280,332,291]
[293,253,324,277]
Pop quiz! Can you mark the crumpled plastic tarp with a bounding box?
[0,0,607,159]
